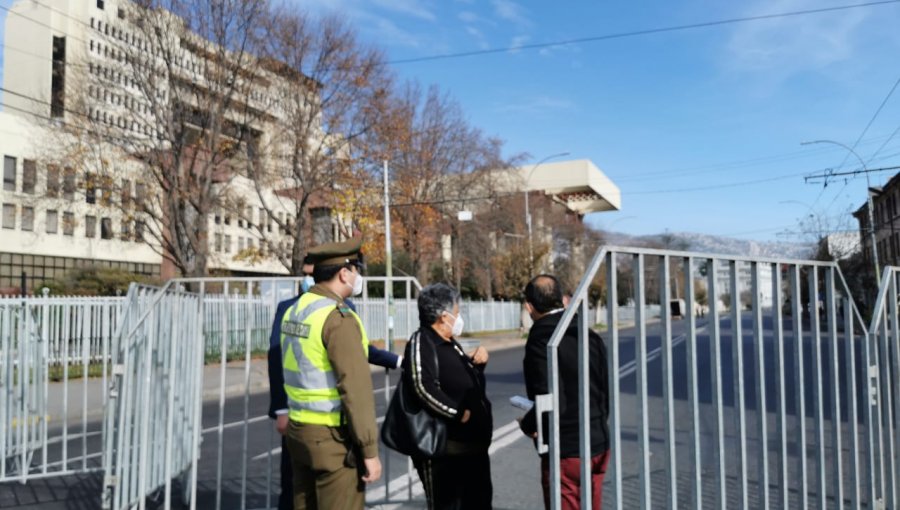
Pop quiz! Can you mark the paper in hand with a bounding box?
[510,395,534,411]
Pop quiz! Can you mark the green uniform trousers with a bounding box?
[285,421,364,510]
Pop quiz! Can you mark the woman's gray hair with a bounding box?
[418,283,461,327]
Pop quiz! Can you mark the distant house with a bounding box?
[820,231,861,260]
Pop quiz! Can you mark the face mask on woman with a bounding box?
[301,275,314,293]
[445,311,464,337]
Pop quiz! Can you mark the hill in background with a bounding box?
[601,231,815,260]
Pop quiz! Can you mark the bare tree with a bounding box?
[240,11,391,274]
[45,0,271,278]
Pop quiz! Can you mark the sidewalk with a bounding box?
[42,330,526,426]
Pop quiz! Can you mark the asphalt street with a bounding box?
[1,310,876,509]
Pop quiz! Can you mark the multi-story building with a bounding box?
[0,0,351,291]
[854,172,900,269]
[440,158,621,272]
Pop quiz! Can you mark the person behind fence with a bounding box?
[401,283,494,509]
[267,252,400,510]
[519,275,609,510]
[275,238,381,510]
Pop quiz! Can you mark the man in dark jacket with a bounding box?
[519,274,609,510]
[267,256,400,510]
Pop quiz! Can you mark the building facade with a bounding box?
[854,172,900,269]
[1,0,349,291]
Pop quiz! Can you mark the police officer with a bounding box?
[268,252,399,510]
[280,238,382,509]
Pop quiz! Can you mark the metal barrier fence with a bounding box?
[0,293,521,365]
[0,295,118,484]
[538,246,887,509]
[98,276,425,509]
[867,267,900,510]
[102,284,204,510]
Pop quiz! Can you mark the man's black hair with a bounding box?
[313,262,359,284]
[524,274,564,314]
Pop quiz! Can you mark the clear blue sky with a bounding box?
[4,0,900,242]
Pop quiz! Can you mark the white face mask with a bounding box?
[346,270,364,297]
[445,312,464,337]
[301,275,314,293]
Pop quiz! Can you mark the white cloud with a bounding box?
[491,0,531,27]
[725,0,868,76]
[509,34,530,53]
[288,0,425,48]
[466,26,489,50]
[371,0,436,22]
[369,17,424,48]
[494,95,575,115]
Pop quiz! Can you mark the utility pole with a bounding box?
[382,160,394,494]
[383,160,394,354]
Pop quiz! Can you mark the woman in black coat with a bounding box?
[401,283,494,510]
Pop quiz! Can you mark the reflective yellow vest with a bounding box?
[281,292,369,426]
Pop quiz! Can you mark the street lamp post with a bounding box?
[524,152,570,274]
[801,140,880,279]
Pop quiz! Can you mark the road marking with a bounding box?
[617,324,708,378]
[202,414,269,434]
[367,419,524,508]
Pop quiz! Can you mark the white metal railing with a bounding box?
[0,293,520,366]
[538,246,882,509]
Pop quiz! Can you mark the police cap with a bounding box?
[306,237,364,267]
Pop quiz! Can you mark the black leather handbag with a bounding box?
[381,332,447,458]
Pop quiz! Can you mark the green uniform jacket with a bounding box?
[309,284,379,459]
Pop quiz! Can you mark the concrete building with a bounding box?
[440,158,621,273]
[0,0,350,291]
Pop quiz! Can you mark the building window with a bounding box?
[311,207,331,244]
[62,212,74,236]
[46,210,58,234]
[22,160,36,194]
[238,237,244,251]
[100,176,112,206]
[2,204,15,229]
[100,217,113,239]
[3,156,15,191]
[135,182,146,210]
[224,215,231,226]
[224,235,231,253]
[214,214,221,225]
[51,36,66,118]
[121,179,132,208]
[121,220,131,241]
[85,173,97,204]
[134,220,144,242]
[85,215,97,238]
[214,233,222,252]
[63,167,75,200]
[21,207,34,231]
[97,0,104,9]
[46,165,60,197]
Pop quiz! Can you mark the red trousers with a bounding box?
[540,450,610,510]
